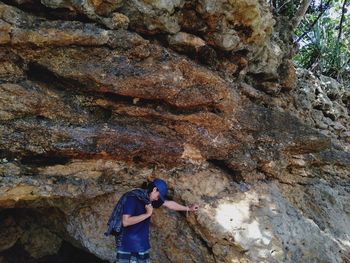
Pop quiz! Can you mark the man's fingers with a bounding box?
[145,204,153,215]
[145,204,153,209]
[191,204,199,211]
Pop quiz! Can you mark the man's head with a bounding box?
[149,178,168,201]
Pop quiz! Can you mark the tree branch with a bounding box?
[277,0,293,13]
[332,0,348,72]
[294,0,332,43]
[292,0,313,29]
[336,0,347,47]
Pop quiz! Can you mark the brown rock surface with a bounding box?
[0,1,349,263]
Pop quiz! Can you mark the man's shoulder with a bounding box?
[125,195,140,203]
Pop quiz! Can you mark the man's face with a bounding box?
[150,187,160,201]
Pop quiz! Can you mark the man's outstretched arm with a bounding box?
[163,200,199,212]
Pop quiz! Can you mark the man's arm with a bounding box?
[163,200,199,212]
[122,204,153,227]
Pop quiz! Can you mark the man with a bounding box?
[105,178,199,263]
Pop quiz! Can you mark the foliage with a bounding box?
[294,1,349,82]
[271,0,350,84]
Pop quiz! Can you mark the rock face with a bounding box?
[0,1,349,263]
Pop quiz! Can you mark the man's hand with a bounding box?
[145,204,153,216]
[189,204,199,212]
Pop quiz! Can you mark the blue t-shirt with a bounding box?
[119,196,151,252]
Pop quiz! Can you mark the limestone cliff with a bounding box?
[0,1,349,262]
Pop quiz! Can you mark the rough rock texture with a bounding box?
[294,69,350,143]
[0,1,350,263]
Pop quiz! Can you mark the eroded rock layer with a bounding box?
[0,1,349,263]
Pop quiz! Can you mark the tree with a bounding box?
[271,0,350,84]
